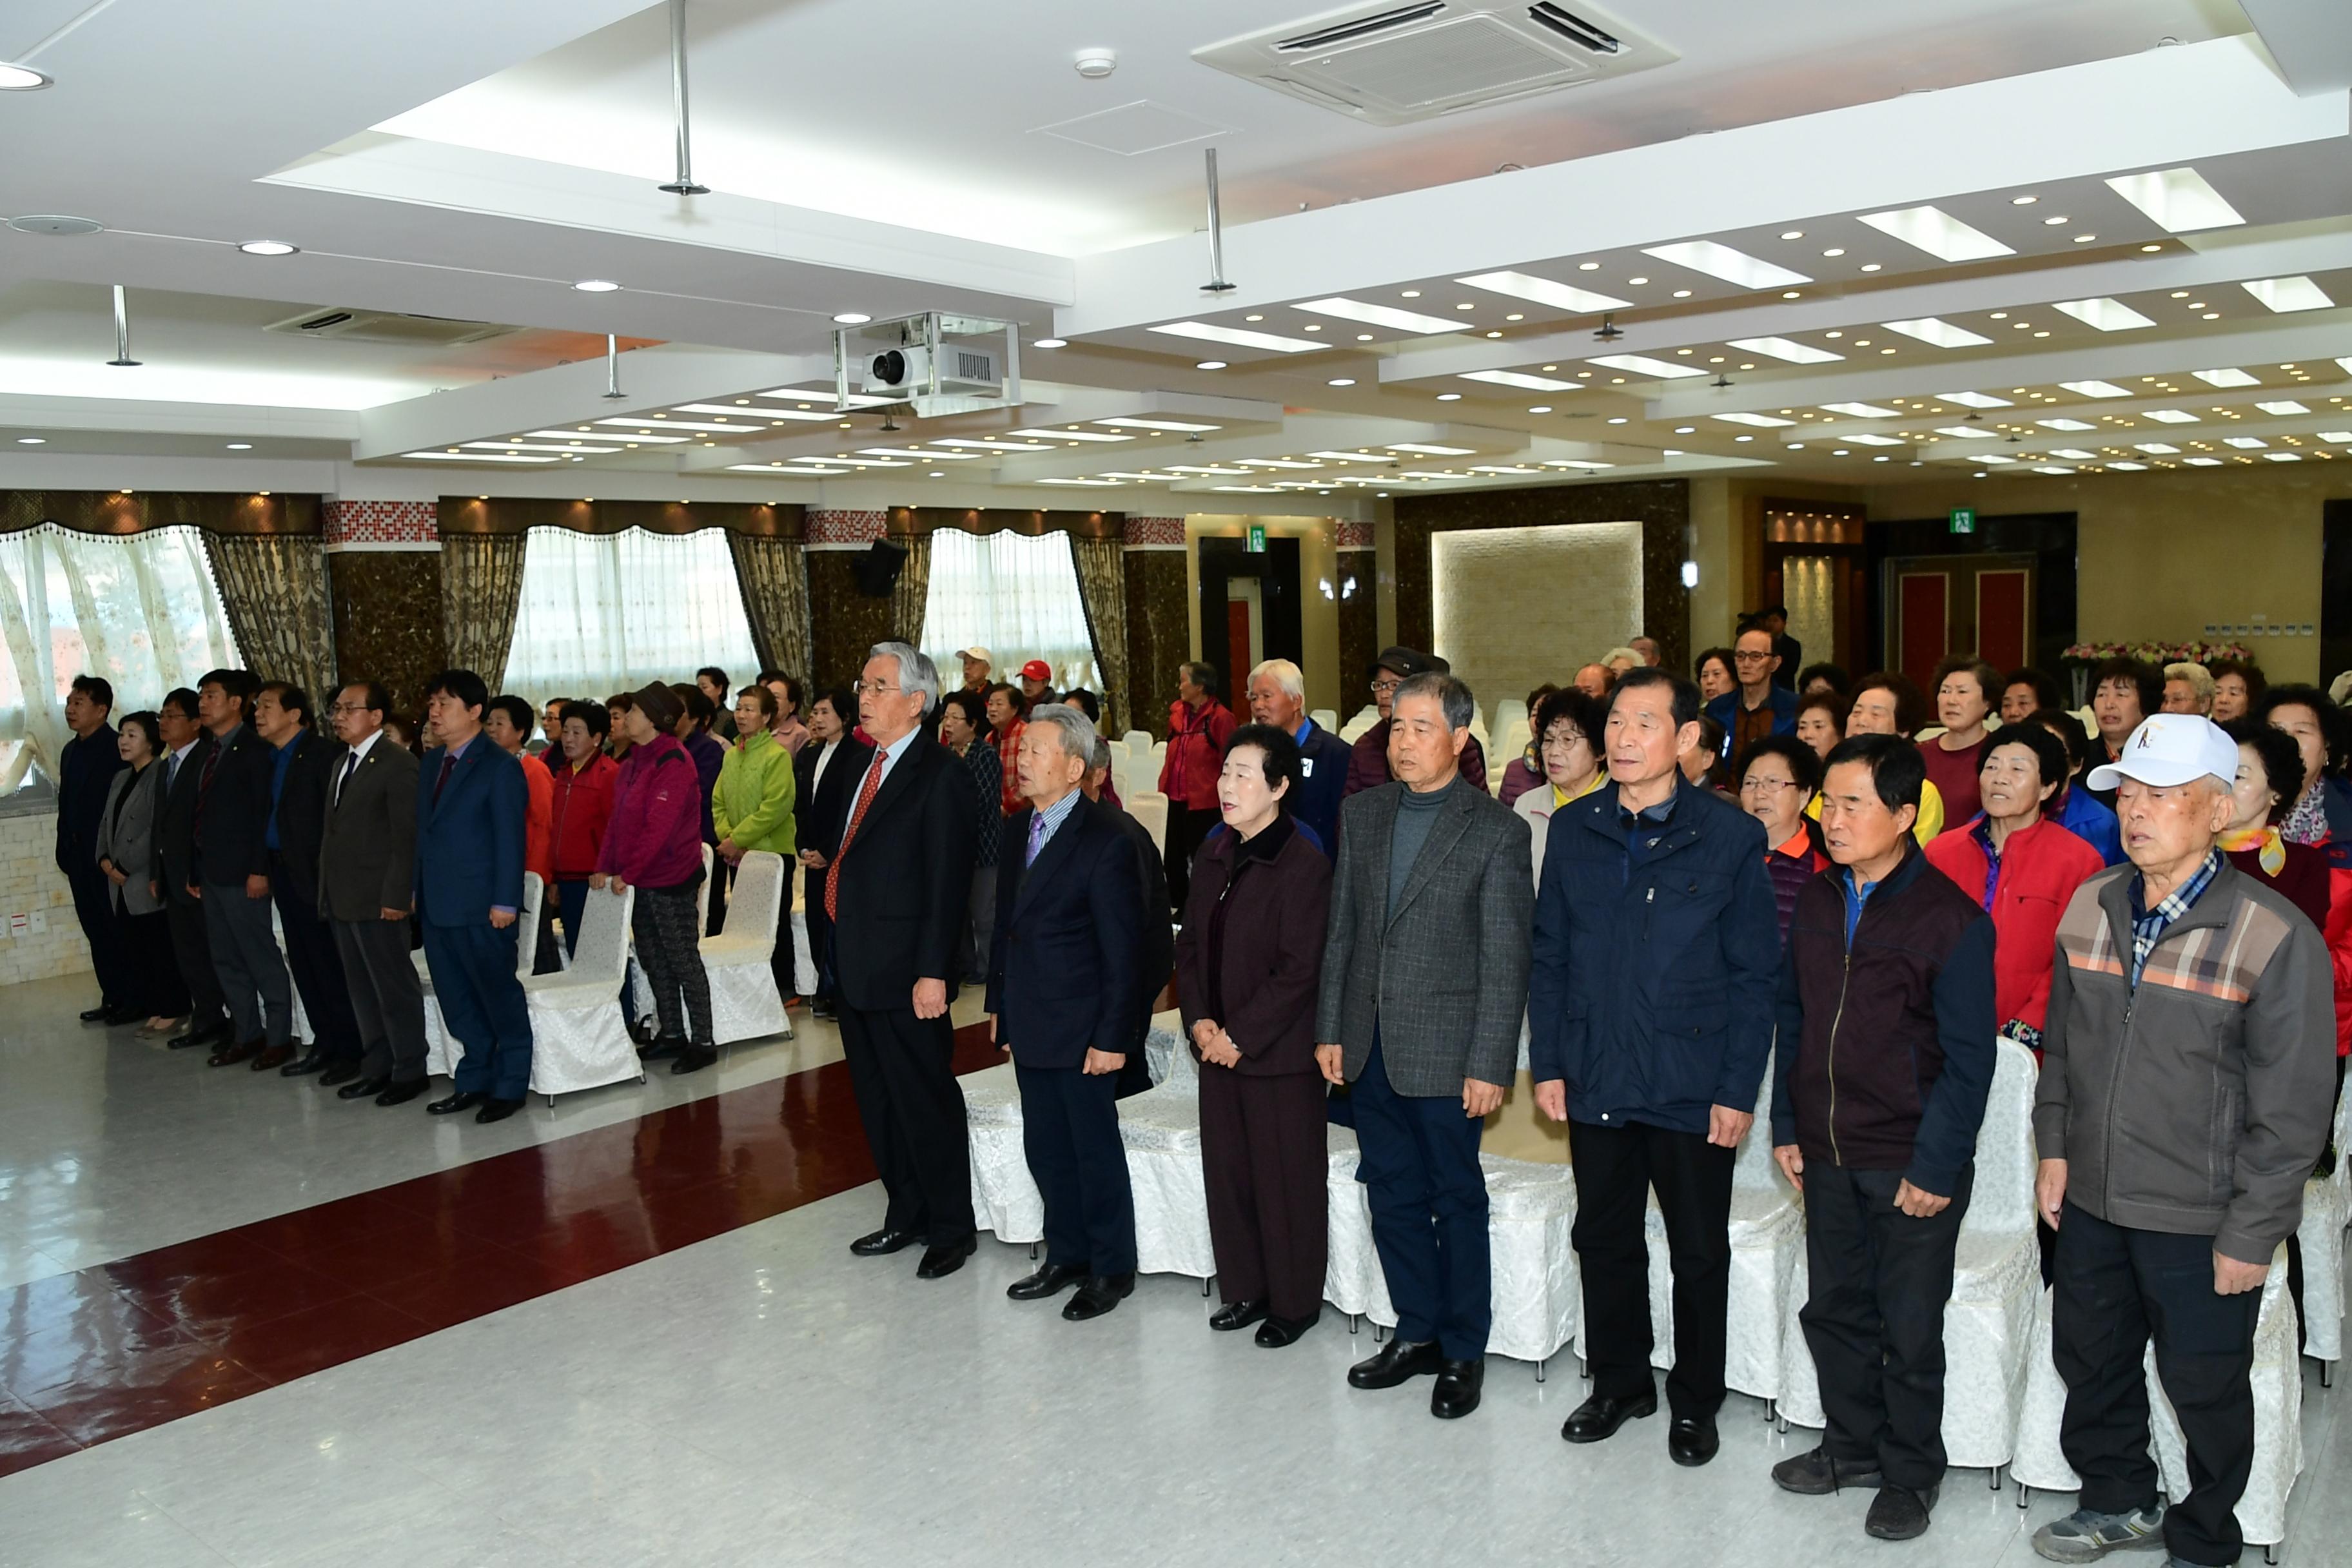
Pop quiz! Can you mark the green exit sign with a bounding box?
[1949,507,1976,535]
[1246,524,1266,553]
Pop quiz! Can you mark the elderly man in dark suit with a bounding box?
[189,669,297,1069]
[413,668,534,1124]
[317,681,429,1105]
[1316,671,1534,1420]
[254,681,362,1081]
[830,643,979,1279]
[153,688,230,1050]
[990,703,1144,1319]
[55,673,131,1024]
[1083,735,1171,1099]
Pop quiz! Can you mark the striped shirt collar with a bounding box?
[1028,785,1084,856]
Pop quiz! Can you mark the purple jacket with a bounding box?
[683,729,725,844]
[594,734,706,890]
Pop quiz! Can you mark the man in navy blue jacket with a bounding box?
[1704,625,1799,763]
[54,674,130,1023]
[1246,659,1348,855]
[1769,735,1995,1543]
[989,703,1144,1321]
[1528,667,1781,1467]
[413,669,534,1123]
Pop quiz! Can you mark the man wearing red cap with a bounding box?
[1019,660,1057,708]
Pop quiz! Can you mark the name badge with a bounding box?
[1300,758,1314,778]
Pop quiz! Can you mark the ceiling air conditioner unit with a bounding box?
[1194,1,1674,126]
[264,308,515,347]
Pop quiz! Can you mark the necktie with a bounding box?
[337,749,359,805]
[193,740,222,838]
[1026,810,1047,867]
[433,751,456,805]
[825,752,887,921]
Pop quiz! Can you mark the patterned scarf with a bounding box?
[2282,785,2331,847]
[2219,823,2287,876]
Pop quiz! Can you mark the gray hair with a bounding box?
[868,641,939,716]
[1090,736,1114,774]
[1395,671,1473,732]
[1024,701,1098,766]
[1248,658,1304,701]
[2163,662,2215,701]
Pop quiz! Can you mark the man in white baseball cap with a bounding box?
[2032,711,2335,1568]
[956,647,992,695]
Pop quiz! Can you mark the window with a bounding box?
[502,527,759,707]
[0,524,240,792]
[921,529,1099,694]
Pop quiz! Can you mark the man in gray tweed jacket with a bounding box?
[1316,671,1533,1421]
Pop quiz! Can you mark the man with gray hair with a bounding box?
[1083,736,1172,1099]
[1248,657,1348,853]
[2032,714,2335,1568]
[1630,636,1662,668]
[830,642,982,1280]
[1317,671,1534,1420]
[988,703,1146,1318]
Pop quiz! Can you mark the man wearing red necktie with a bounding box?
[829,642,979,1280]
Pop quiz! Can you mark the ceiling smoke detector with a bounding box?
[1074,48,1117,79]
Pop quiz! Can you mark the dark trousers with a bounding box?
[1162,803,1214,915]
[837,999,973,1246]
[65,862,132,1007]
[202,882,293,1046]
[123,909,190,1018]
[632,883,712,1044]
[532,895,564,975]
[1017,1061,1135,1276]
[421,918,533,1099]
[270,868,359,1061]
[165,893,228,1028]
[1569,1116,1735,1418]
[707,854,732,938]
[335,916,429,1083]
[803,897,837,1005]
[1801,1164,1973,1489]
[2053,1202,2261,1568]
[1351,1039,1489,1359]
[1202,1066,1328,1320]
[554,879,589,959]
[767,862,797,1003]
[960,862,997,984]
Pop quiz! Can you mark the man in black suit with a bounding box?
[253,681,362,1079]
[794,686,867,1023]
[317,680,430,1104]
[55,674,132,1023]
[190,669,296,1068]
[1083,736,1171,1099]
[153,689,230,1050]
[991,705,1144,1318]
[829,643,977,1279]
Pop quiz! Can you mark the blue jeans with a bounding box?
[1351,1035,1491,1359]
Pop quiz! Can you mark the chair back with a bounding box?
[1122,729,1153,756]
[513,872,544,975]
[723,850,786,944]
[1126,790,1169,852]
[1959,1037,2039,1240]
[1338,705,1380,742]
[570,883,636,983]
[1310,707,1338,735]
[696,844,714,927]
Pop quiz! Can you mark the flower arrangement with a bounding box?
[2061,641,2254,667]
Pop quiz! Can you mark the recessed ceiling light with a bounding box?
[1727,336,1844,365]
[1455,270,1632,313]
[2032,465,2076,475]
[237,240,299,257]
[2073,234,2097,243]
[1195,360,1226,370]
[1857,205,2015,262]
[1578,261,1600,270]
[831,312,872,324]
[1149,321,1320,353]
[2057,380,2133,398]
[1934,391,2014,408]
[15,436,44,444]
[1859,263,1881,272]
[1588,353,1708,380]
[572,279,620,292]
[1672,289,1691,298]
[1327,378,1357,387]
[2242,276,2335,313]
[1821,402,1901,418]
[1527,404,1553,414]
[1032,337,1068,348]
[1458,369,1579,391]
[0,63,55,90]
[2052,297,2157,332]
[1607,416,1629,425]
[2044,215,2069,226]
[2193,368,2260,387]
[1640,241,1808,289]
[1296,296,1467,335]
[1436,391,1462,400]
[1882,317,1994,349]
[1821,248,1845,259]
[2141,244,2163,253]
[2011,195,2038,205]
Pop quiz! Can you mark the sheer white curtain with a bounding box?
[0,524,240,790]
[502,526,759,708]
[921,528,1099,694]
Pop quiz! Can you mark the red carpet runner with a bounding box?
[0,1021,1003,1477]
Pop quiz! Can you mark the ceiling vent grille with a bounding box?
[1196,1,1672,125]
[264,308,515,347]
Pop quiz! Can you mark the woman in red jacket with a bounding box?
[592,683,716,1073]
[1922,723,2102,1050]
[1157,660,1235,916]
[547,700,619,961]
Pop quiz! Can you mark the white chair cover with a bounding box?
[1125,791,1169,855]
[1122,729,1152,756]
[1779,1038,2040,1471]
[521,882,640,1097]
[1338,705,1380,743]
[1122,1026,1214,1280]
[2292,1086,2352,1365]
[1324,1123,1392,1321]
[1309,707,1338,736]
[700,850,790,1046]
[2014,1247,2304,1549]
[269,905,313,1044]
[422,873,543,1076]
[629,848,714,1021]
[964,1061,1042,1245]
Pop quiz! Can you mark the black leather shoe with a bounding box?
[317,1061,362,1088]
[1255,1309,1320,1348]
[1864,1483,1937,1541]
[1560,1389,1657,1444]
[101,1004,144,1026]
[338,1075,392,1101]
[474,1097,524,1124]
[916,1237,977,1280]
[208,1037,261,1068]
[1431,1358,1484,1419]
[850,1228,919,1257]
[1007,1261,1090,1301]
[1062,1273,1134,1320]
[1209,1299,1268,1333]
[280,1050,328,1077]
[427,1090,485,1116]
[167,1022,224,1050]
[79,1004,112,1023]
[638,1035,685,1061]
[250,1043,294,1072]
[1348,1338,1443,1389]
[1667,1415,1720,1468]
[1771,1445,1885,1496]
[375,1079,430,1107]
[670,1046,717,1075]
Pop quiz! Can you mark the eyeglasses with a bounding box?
[1741,776,1799,795]
[850,680,903,697]
[1732,651,1773,664]
[1369,679,1402,696]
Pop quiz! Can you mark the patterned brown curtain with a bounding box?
[888,532,931,649]
[1068,534,1132,736]
[727,532,812,678]
[439,532,527,691]
[202,533,336,701]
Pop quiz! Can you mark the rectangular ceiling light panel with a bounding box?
[1638,241,1811,289]
[1726,337,1844,364]
[1712,411,1796,427]
[1293,297,1469,335]
[1587,354,1708,379]
[1934,426,2002,439]
[1384,442,1476,455]
[1840,433,1903,446]
[1883,318,1994,348]
[2142,408,2199,423]
[2193,368,2260,387]
[2035,418,2095,431]
[2240,277,2333,313]
[2057,380,2132,398]
[2052,297,2157,332]
[1095,416,1222,431]
[2255,401,2310,416]
[1148,320,1324,353]
[1455,271,1632,313]
[2105,168,2245,233]
[1821,402,1901,418]
[1856,205,2016,263]
[1934,391,2012,408]
[1458,369,1580,391]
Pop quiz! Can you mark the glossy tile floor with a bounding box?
[2,975,2345,1566]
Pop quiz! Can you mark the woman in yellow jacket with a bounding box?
[712,685,799,1003]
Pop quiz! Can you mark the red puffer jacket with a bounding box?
[1158,698,1236,811]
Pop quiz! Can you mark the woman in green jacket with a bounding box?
[713,684,799,1002]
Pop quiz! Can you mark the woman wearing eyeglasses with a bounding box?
[1513,688,1608,881]
[1737,734,1827,946]
[1495,683,1558,810]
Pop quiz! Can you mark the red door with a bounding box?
[1897,571,1951,694]
[1226,600,1252,705]
[1975,569,2029,673]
